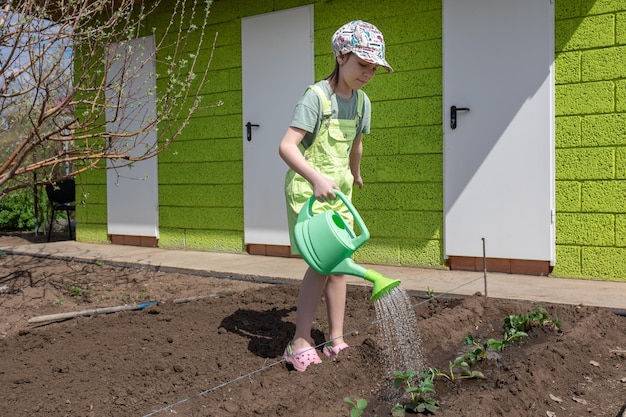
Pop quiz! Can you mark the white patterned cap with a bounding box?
[331,20,393,73]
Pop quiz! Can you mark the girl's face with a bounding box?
[338,53,378,91]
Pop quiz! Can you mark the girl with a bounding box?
[279,20,393,372]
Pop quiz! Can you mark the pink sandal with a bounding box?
[283,342,322,372]
[322,342,349,358]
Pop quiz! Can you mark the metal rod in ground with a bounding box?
[482,237,488,297]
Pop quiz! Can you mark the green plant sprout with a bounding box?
[504,306,562,337]
[426,355,486,382]
[384,308,560,414]
[117,292,147,303]
[343,397,368,417]
[431,307,561,383]
[391,370,438,414]
[66,285,88,298]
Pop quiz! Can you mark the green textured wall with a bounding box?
[154,0,245,252]
[76,0,445,263]
[553,0,626,280]
[76,0,626,281]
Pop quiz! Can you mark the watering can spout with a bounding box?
[327,259,400,301]
[329,257,368,277]
[363,269,401,301]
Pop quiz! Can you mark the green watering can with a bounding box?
[294,190,400,301]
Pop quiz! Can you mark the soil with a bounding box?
[1,232,626,417]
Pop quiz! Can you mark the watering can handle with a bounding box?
[305,190,370,250]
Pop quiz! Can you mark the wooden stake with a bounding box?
[28,301,158,324]
[28,292,234,324]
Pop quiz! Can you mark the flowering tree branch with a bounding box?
[0,0,217,199]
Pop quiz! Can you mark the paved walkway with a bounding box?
[2,241,626,311]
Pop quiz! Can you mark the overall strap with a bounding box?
[308,84,332,118]
[309,84,365,124]
[355,90,364,123]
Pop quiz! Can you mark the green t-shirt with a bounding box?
[290,80,371,149]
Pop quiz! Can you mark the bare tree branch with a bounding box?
[0,0,217,200]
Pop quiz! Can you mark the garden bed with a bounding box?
[1,237,625,416]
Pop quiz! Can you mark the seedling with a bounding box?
[434,307,561,382]
[344,397,368,417]
[426,355,485,382]
[386,307,561,414]
[392,370,438,414]
[504,306,562,337]
[66,285,88,298]
[118,292,147,303]
[463,333,518,358]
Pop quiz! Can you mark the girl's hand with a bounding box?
[312,176,339,202]
[353,175,363,189]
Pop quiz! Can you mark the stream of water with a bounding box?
[374,285,424,378]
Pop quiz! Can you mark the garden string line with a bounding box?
[141,273,485,417]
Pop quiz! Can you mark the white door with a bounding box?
[241,6,314,245]
[105,36,159,238]
[443,0,555,262]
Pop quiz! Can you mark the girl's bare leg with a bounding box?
[291,267,327,350]
[324,274,347,347]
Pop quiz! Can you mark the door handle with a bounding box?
[245,122,260,141]
[450,106,470,130]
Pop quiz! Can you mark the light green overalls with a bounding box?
[284,84,365,255]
